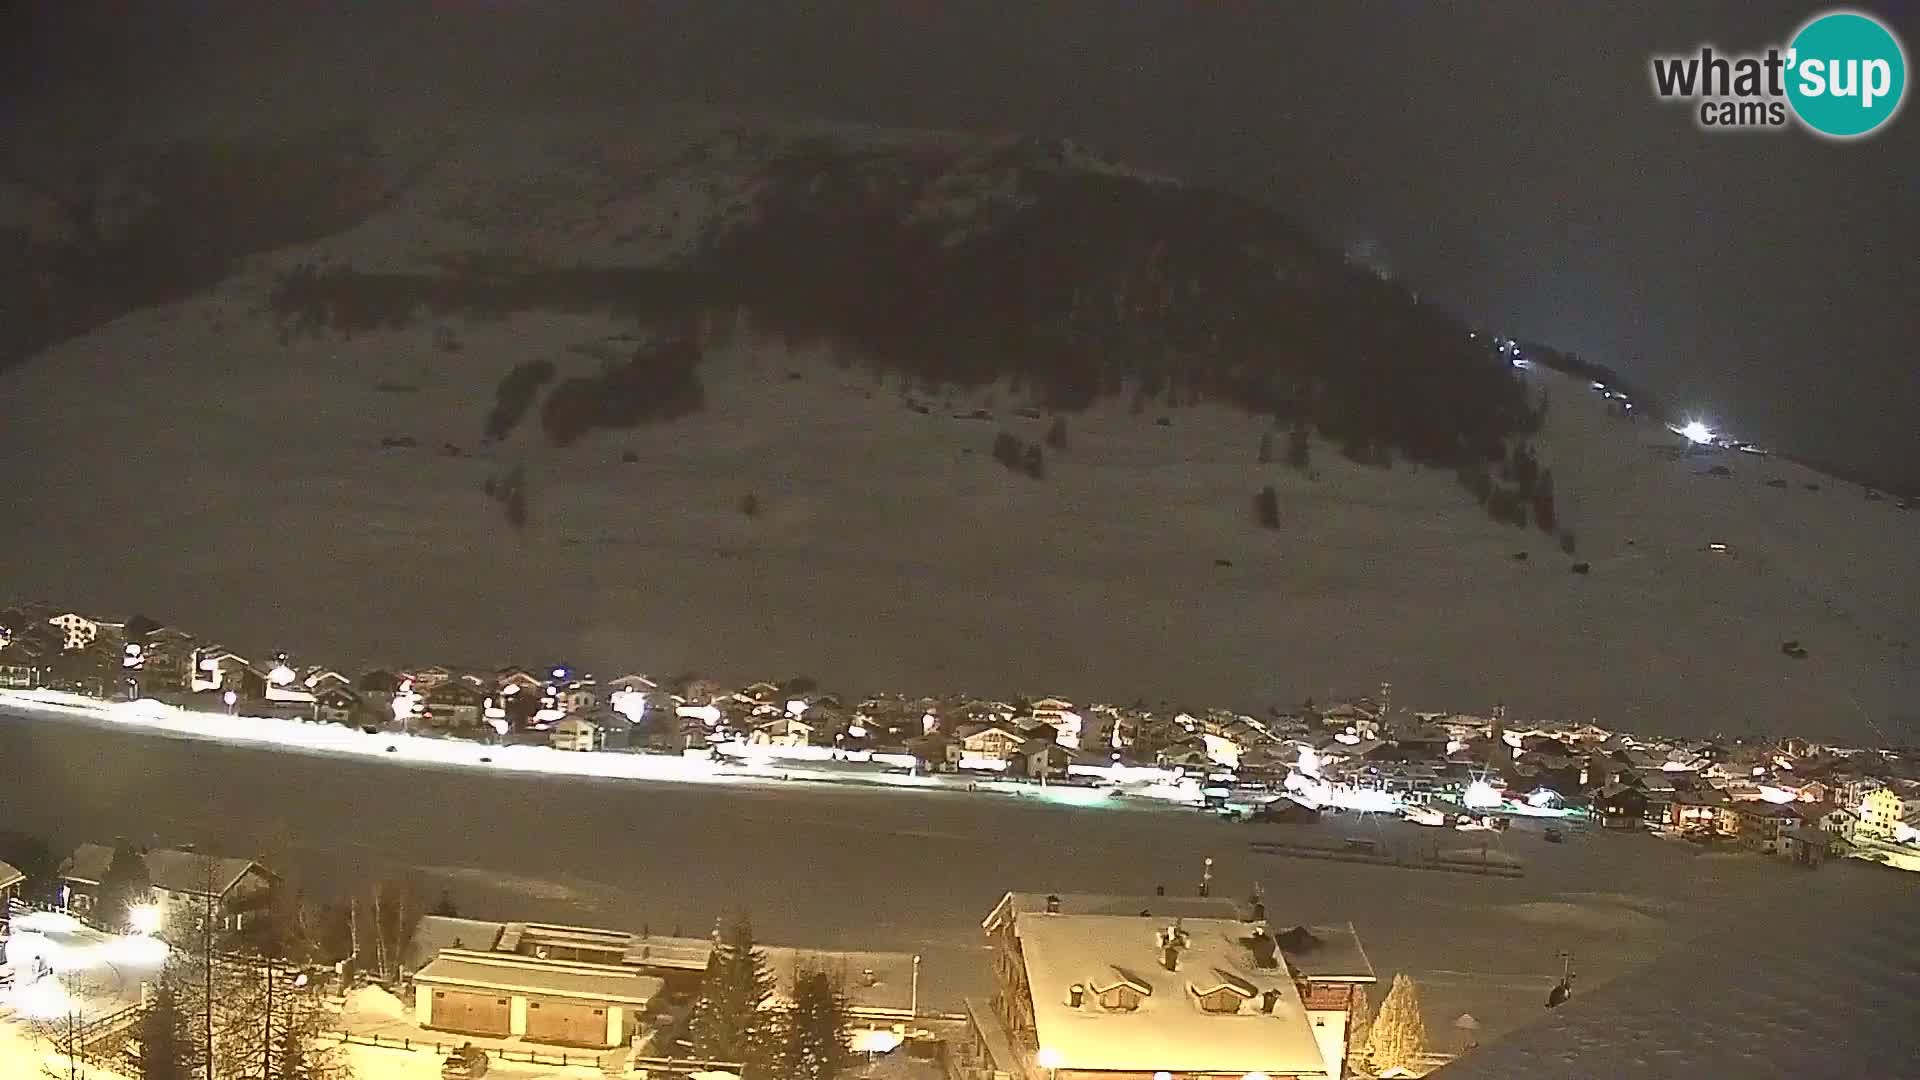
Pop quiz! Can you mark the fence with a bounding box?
[323,1030,750,1072]
[325,1029,604,1067]
[1248,838,1526,877]
[75,1000,149,1046]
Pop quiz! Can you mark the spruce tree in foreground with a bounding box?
[690,913,776,1068]
[1344,984,1374,1071]
[1365,972,1430,1074]
[125,980,195,1080]
[779,968,852,1080]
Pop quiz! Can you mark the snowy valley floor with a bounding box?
[7,704,1912,1057]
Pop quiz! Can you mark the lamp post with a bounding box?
[129,903,164,937]
[1036,1047,1061,1080]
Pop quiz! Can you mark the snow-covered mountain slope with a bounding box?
[1,110,1911,739]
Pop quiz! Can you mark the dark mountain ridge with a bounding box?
[266,128,1538,469]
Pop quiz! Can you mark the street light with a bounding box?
[128,903,163,937]
[223,690,238,714]
[1036,1047,1062,1079]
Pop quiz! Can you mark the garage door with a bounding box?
[429,989,511,1037]
[524,998,608,1047]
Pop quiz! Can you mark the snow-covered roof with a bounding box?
[1013,914,1332,1076]
[1434,872,1920,1078]
[982,891,1245,931]
[62,843,263,896]
[0,859,24,890]
[406,918,917,1017]
[1270,923,1377,983]
[406,915,506,967]
[414,949,663,1006]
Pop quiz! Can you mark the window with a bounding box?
[1099,985,1142,1011]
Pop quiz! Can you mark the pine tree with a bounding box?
[125,981,195,1080]
[1253,486,1280,529]
[274,1022,309,1079]
[690,914,775,1067]
[1344,984,1374,1070]
[96,838,150,932]
[1531,469,1557,533]
[1286,425,1312,470]
[1046,416,1068,450]
[992,432,1022,468]
[1022,443,1045,480]
[778,968,852,1080]
[1365,973,1430,1074]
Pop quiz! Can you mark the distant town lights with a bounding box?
[1679,420,1715,444]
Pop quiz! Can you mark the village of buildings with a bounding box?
[3,600,1920,1079]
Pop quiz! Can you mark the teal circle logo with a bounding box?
[1786,11,1907,138]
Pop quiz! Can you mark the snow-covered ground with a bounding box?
[2,293,1912,742]
[0,690,1192,810]
[1,112,1913,740]
[8,704,1913,1058]
[1435,857,1920,1078]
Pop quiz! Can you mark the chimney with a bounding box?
[1262,989,1281,1014]
[1162,944,1180,972]
[1251,900,1267,923]
[1249,929,1279,970]
[861,968,877,988]
[1045,894,1061,914]
[1068,984,1085,1008]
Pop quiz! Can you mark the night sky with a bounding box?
[5,2,1915,487]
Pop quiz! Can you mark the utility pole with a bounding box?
[909,954,921,1024]
[204,889,214,1080]
[263,951,275,1080]
[1199,856,1213,897]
